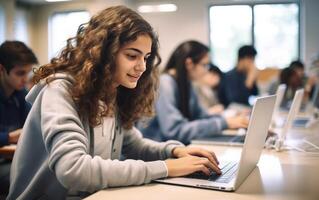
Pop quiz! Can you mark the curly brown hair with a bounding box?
[32,6,161,129]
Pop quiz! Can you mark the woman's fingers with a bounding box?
[195,164,210,176]
[196,157,221,174]
[188,148,220,165]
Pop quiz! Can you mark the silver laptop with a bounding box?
[271,84,287,126]
[191,86,285,147]
[156,95,276,191]
[292,84,319,127]
[274,89,304,148]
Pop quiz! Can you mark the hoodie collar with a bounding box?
[26,73,75,105]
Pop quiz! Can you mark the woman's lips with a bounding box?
[127,74,141,81]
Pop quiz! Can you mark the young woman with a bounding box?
[193,63,225,114]
[7,6,221,200]
[138,41,248,145]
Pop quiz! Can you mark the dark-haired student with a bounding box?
[218,45,259,107]
[137,41,248,145]
[289,60,317,103]
[0,40,38,195]
[268,60,317,108]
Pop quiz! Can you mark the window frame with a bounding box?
[48,9,90,59]
[208,0,301,71]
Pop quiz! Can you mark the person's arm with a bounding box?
[251,81,259,95]
[155,76,227,144]
[40,81,173,192]
[0,129,22,147]
[122,128,224,176]
[122,127,184,161]
[217,75,229,107]
[191,85,211,119]
[8,129,21,144]
[0,131,9,147]
[245,64,259,90]
[191,85,225,119]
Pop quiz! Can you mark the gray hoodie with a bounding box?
[7,73,183,200]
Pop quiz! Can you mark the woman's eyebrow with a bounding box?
[124,48,151,55]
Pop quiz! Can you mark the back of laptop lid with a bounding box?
[234,95,276,189]
[273,84,287,117]
[311,83,319,109]
[281,89,304,141]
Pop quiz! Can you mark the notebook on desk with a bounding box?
[155,95,276,191]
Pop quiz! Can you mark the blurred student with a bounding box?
[8,6,222,200]
[193,63,224,114]
[0,41,38,195]
[269,60,317,107]
[289,60,317,102]
[218,45,259,107]
[137,41,248,145]
[278,66,302,108]
[309,54,319,77]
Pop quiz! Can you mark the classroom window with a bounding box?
[209,3,299,72]
[0,6,5,43]
[209,5,252,72]
[14,8,29,44]
[49,11,90,59]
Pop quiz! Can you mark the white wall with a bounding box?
[15,4,34,46]
[137,0,319,68]
[1,0,318,68]
[0,1,39,46]
[136,0,210,68]
[0,0,15,40]
[30,0,131,65]
[303,0,319,67]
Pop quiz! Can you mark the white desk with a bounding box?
[85,124,319,200]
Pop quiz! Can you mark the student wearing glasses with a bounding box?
[137,41,248,145]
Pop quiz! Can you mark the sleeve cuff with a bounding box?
[146,160,169,182]
[220,117,228,130]
[0,131,9,147]
[164,140,185,158]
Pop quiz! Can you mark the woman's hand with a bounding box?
[8,129,22,144]
[166,147,221,177]
[226,116,249,129]
[208,104,224,114]
[165,156,221,177]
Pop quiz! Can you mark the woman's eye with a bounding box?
[126,54,137,60]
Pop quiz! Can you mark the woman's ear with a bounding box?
[185,58,194,71]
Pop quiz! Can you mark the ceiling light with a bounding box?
[46,0,72,2]
[138,4,177,13]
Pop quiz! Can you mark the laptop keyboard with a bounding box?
[186,161,238,183]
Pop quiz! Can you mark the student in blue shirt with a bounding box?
[138,41,248,144]
[218,45,259,107]
[0,41,38,195]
